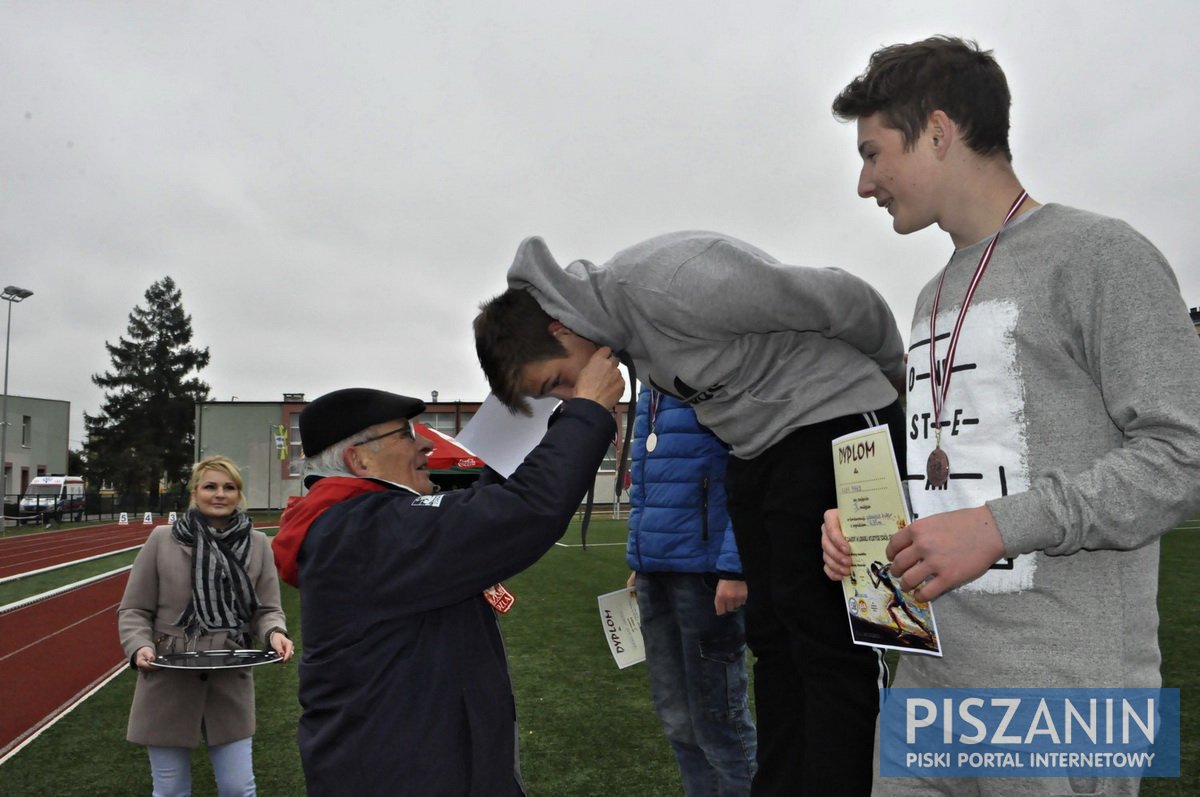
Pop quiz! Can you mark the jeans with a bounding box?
[148,738,256,797]
[637,571,757,797]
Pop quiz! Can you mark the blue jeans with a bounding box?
[148,738,255,797]
[636,572,757,797]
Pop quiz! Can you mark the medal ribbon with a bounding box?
[928,190,1028,444]
[644,389,663,453]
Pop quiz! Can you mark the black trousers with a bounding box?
[726,400,905,797]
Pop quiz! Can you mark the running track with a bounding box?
[0,573,127,756]
[0,521,152,581]
[0,521,275,757]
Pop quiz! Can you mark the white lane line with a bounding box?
[0,567,132,616]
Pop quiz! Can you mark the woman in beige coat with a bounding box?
[118,455,294,797]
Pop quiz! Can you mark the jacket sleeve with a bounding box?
[250,532,287,642]
[345,398,617,614]
[117,528,163,657]
[662,238,905,382]
[988,221,1200,556]
[715,517,743,577]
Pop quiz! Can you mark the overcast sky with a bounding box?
[3,2,1197,451]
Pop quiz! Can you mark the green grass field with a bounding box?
[0,519,1195,795]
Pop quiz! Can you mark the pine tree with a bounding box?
[83,277,211,503]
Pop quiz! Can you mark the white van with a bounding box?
[19,475,85,523]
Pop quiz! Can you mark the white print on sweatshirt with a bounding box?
[906,300,1036,595]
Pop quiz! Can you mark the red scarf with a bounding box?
[272,477,389,587]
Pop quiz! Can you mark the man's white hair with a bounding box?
[301,424,387,480]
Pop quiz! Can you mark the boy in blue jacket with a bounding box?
[627,386,757,796]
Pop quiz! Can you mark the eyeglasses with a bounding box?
[356,422,414,446]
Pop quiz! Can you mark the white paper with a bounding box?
[596,588,644,669]
[454,393,561,478]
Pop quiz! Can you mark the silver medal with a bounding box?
[646,432,658,453]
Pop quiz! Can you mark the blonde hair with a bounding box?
[188,455,248,511]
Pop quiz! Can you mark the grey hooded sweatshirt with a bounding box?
[507,230,905,459]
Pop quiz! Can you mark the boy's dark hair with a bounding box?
[832,35,1012,161]
[474,288,568,415]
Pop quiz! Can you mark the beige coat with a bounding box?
[118,524,287,748]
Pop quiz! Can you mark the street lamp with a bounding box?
[1,286,33,516]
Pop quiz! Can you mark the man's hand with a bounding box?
[886,505,1005,601]
[714,579,747,616]
[573,347,625,410]
[820,509,853,580]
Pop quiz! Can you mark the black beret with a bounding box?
[300,388,426,457]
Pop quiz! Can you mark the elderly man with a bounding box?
[271,349,623,796]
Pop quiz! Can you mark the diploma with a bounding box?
[831,425,941,656]
[596,588,645,669]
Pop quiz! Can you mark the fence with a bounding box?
[2,491,633,528]
[1,492,189,527]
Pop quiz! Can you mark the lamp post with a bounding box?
[1,286,34,518]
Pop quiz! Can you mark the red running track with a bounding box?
[0,573,128,755]
[0,521,279,756]
[0,521,277,580]
[0,523,152,580]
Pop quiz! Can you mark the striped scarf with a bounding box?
[171,508,258,641]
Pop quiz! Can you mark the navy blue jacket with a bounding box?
[626,387,742,576]
[290,400,615,796]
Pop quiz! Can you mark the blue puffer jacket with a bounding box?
[626,386,742,576]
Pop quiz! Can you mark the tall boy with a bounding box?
[476,231,904,794]
[824,36,1200,796]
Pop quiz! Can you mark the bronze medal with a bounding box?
[924,190,1027,492]
[926,447,950,487]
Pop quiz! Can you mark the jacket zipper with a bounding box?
[701,476,710,542]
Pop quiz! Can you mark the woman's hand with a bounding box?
[269,631,295,663]
[133,646,158,672]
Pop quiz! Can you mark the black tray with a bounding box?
[153,649,281,670]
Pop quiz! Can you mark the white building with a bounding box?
[1,394,71,500]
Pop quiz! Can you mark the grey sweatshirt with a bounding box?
[900,204,1200,691]
[507,231,904,459]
